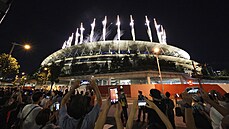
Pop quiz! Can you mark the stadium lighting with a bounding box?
[154,47,160,54]
[153,47,164,93]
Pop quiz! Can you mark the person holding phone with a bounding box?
[59,79,102,129]
[110,88,118,105]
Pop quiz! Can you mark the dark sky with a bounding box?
[0,0,229,74]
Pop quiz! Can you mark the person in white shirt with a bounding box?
[21,91,43,129]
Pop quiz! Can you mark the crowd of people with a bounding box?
[0,80,229,129]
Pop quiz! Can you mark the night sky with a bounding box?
[0,0,229,74]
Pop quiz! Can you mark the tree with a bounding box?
[49,61,64,90]
[36,66,50,85]
[0,53,20,81]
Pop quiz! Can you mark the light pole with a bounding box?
[9,42,31,56]
[0,42,31,80]
[153,47,164,94]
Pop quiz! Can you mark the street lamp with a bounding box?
[9,42,31,56]
[0,42,31,80]
[153,47,164,94]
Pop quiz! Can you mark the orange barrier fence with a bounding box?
[98,84,227,98]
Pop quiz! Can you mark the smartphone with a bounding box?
[186,87,199,94]
[46,96,50,99]
[80,80,90,85]
[138,100,146,106]
[55,103,60,110]
[109,88,118,104]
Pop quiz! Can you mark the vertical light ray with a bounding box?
[154,18,167,44]
[102,16,107,41]
[90,18,96,42]
[75,28,80,45]
[116,15,121,41]
[130,15,135,41]
[62,41,67,49]
[145,16,152,42]
[161,25,167,44]
[67,33,74,47]
[80,23,85,44]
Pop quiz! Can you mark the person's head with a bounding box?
[120,88,124,94]
[35,108,51,126]
[150,89,162,100]
[32,91,43,103]
[138,91,142,95]
[165,92,170,98]
[68,95,90,120]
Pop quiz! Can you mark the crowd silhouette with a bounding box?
[0,79,229,129]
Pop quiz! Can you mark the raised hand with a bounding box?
[144,97,157,110]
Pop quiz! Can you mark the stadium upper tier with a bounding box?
[41,40,199,71]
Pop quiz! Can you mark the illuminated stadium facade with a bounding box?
[41,16,201,85]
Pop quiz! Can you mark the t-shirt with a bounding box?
[59,103,100,129]
[21,104,43,129]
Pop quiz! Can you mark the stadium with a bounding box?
[39,16,228,96]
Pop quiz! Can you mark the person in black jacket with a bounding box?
[164,92,175,129]
[146,89,166,129]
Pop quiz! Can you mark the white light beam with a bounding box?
[130,15,135,41]
[116,15,121,41]
[79,23,85,44]
[75,28,80,45]
[62,41,67,49]
[102,16,107,41]
[90,18,96,42]
[145,16,153,42]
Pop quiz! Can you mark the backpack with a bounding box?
[11,105,38,129]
